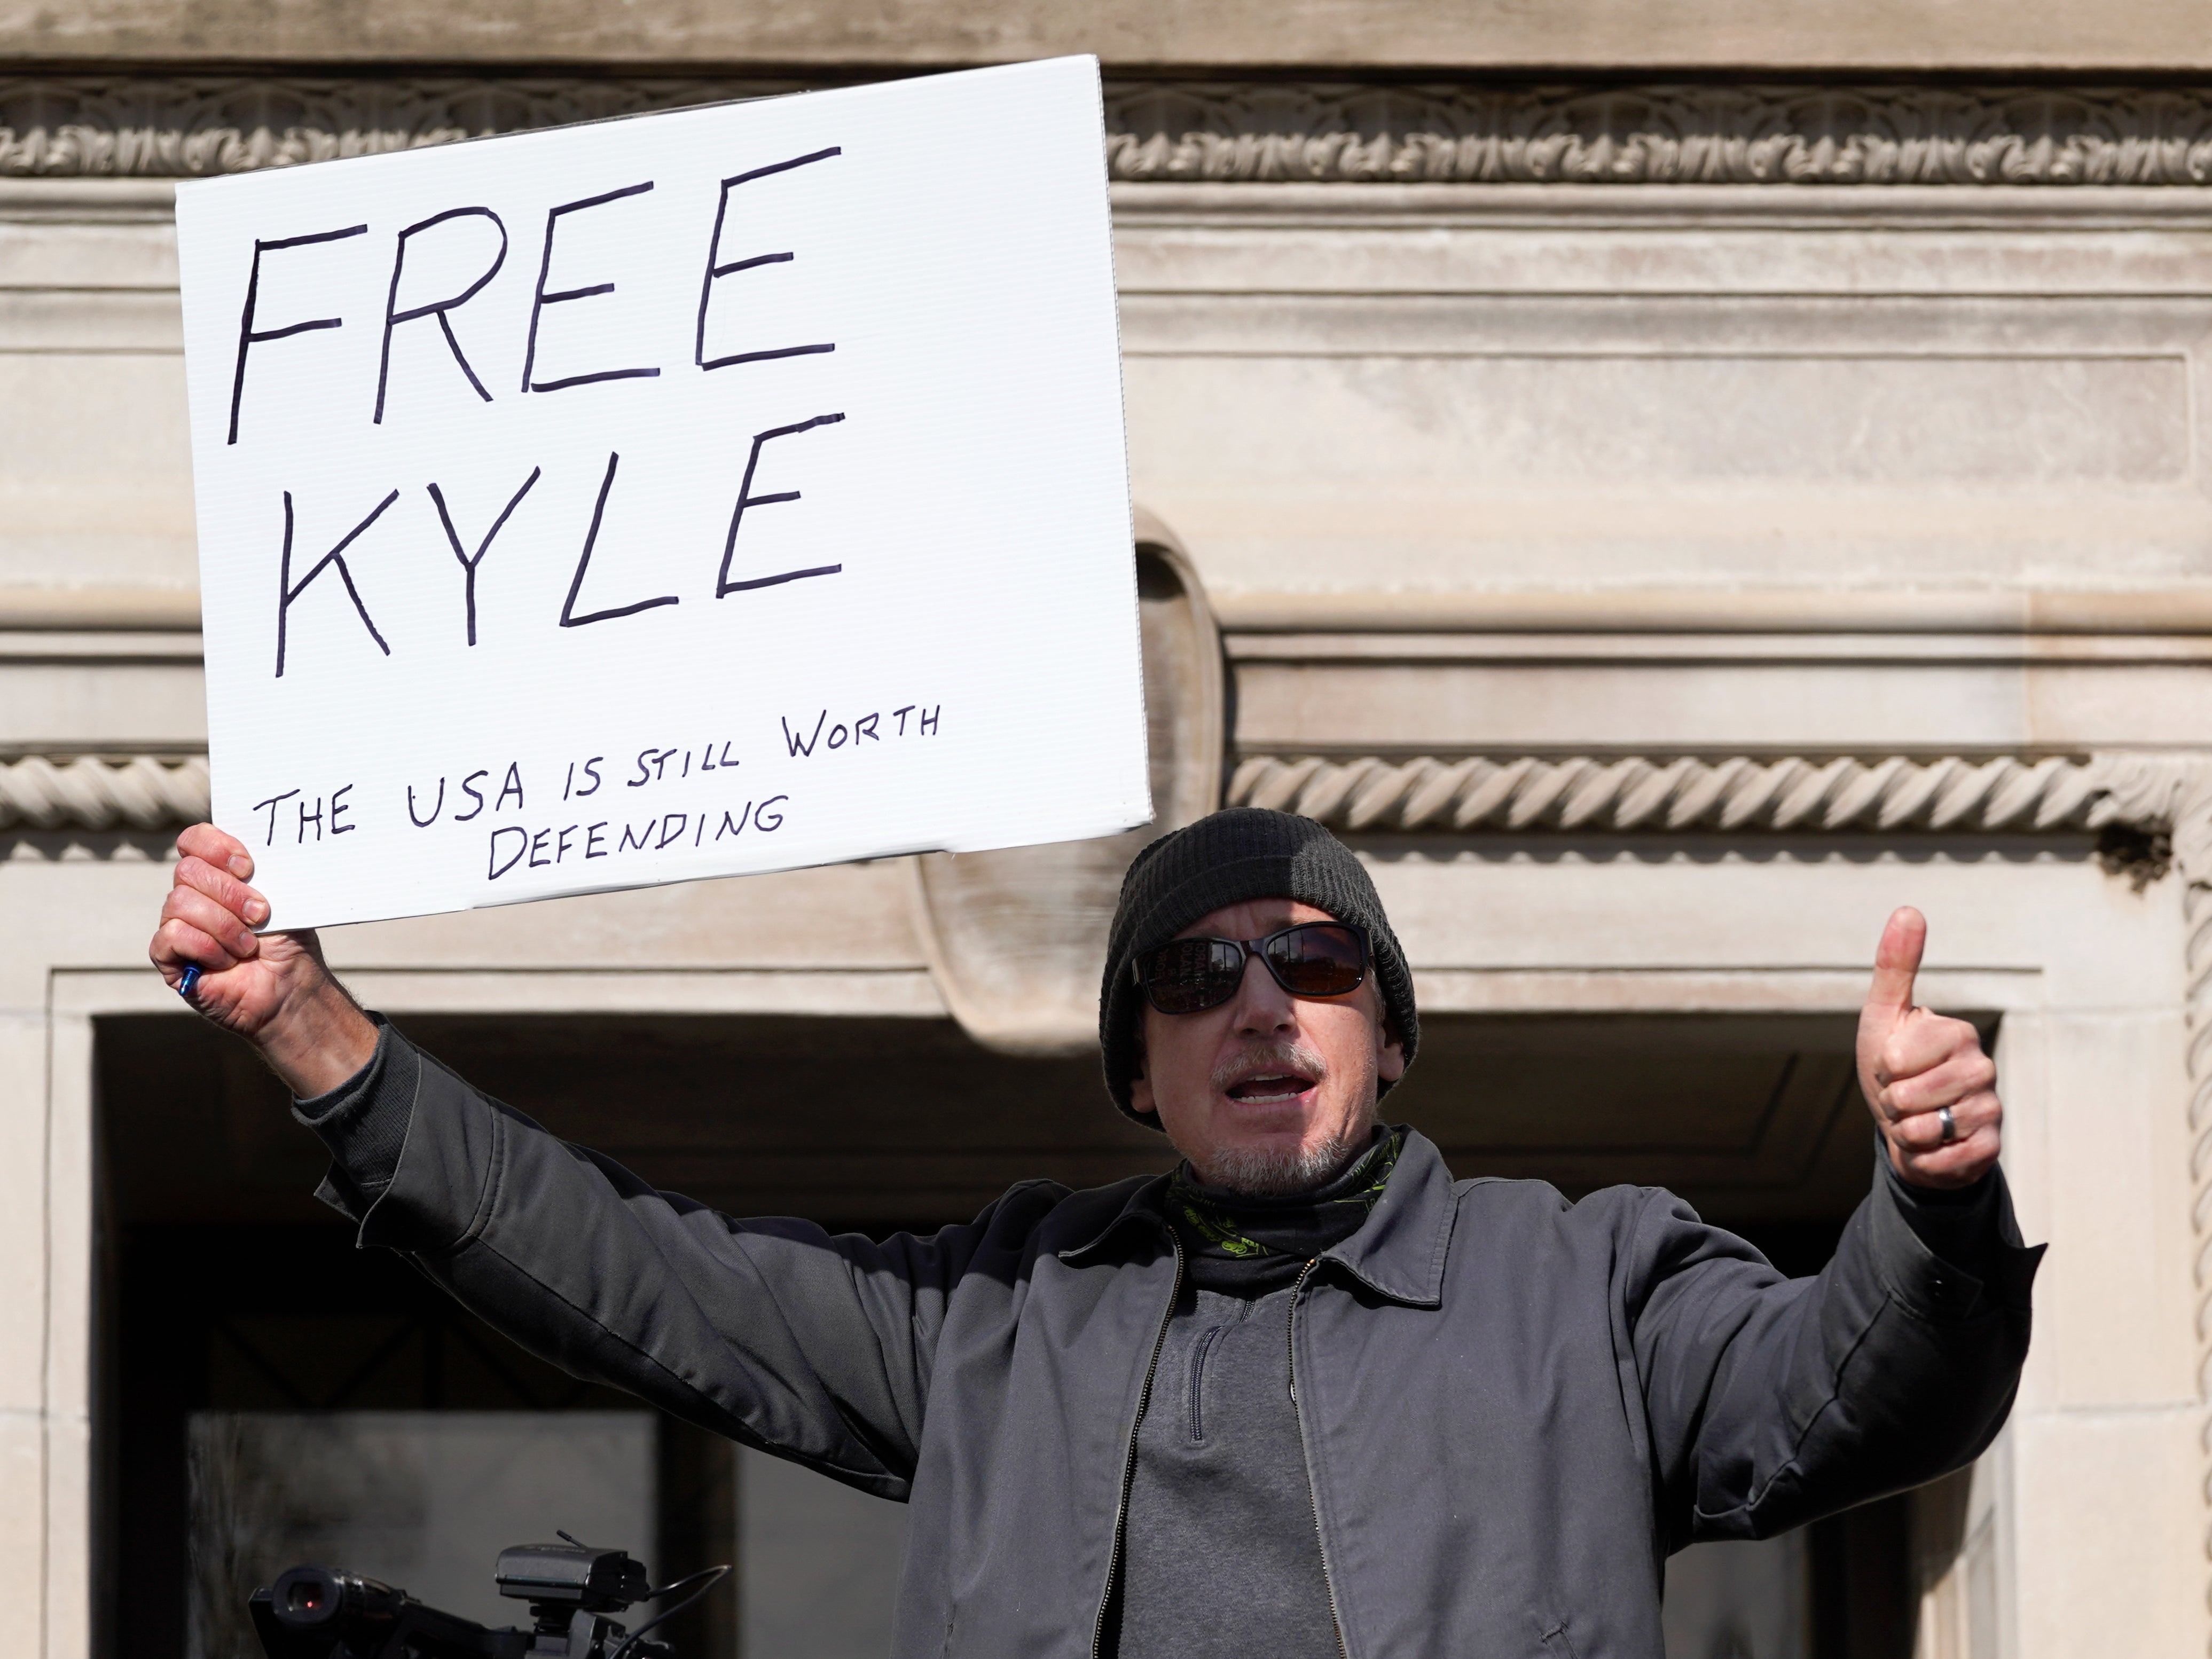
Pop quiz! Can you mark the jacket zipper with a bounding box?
[1288,1256,1351,1659]
[1089,1232,1185,1659]
[1187,1324,1225,1444]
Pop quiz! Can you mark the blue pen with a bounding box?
[177,964,201,1001]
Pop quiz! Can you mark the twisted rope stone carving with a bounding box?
[0,754,208,829]
[1228,753,2131,834]
[10,76,2212,184]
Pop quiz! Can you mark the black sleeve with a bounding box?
[293,1015,415,1212]
[297,1020,1056,1500]
[1624,1155,2042,1549]
[1880,1145,2004,1270]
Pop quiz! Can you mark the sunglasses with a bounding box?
[1133,921,1370,1015]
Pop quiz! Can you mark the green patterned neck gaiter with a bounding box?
[1166,1127,1403,1294]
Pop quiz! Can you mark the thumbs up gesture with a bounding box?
[1857,907,2002,1189]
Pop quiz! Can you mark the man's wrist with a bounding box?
[258,973,379,1098]
[1878,1136,2009,1276]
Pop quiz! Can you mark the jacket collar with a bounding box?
[1056,1128,1456,1308]
[1056,1172,1173,1264]
[1320,1128,1454,1307]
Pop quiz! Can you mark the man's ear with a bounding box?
[1377,1013,1407,1085]
[1127,1023,1155,1117]
[1129,1073,1157,1117]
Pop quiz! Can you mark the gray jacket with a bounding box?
[308,1029,2038,1659]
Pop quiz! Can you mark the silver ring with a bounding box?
[1937,1105,1958,1144]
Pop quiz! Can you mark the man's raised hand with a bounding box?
[148,823,378,1096]
[1856,906,2002,1189]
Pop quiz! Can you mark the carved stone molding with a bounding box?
[0,77,797,176]
[907,531,1223,1057]
[6,747,2194,839]
[10,76,2212,185]
[1107,84,2212,187]
[0,753,207,830]
[1228,752,2137,835]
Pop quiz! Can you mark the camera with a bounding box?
[248,1538,715,1659]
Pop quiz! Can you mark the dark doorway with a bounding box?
[98,1008,1932,1659]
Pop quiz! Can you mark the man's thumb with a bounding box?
[1864,906,1926,1022]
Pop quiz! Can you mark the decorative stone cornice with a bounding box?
[1228,752,2143,834]
[1107,84,2212,187]
[7,77,2212,185]
[10,749,2190,838]
[0,754,207,830]
[0,76,796,177]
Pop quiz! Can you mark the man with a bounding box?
[150,806,2036,1659]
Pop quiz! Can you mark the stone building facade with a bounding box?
[4,4,2211,1657]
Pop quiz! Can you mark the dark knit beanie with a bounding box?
[1100,808,1419,1127]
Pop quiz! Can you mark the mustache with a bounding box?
[1212,1040,1329,1096]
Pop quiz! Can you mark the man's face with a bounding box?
[1129,897,1406,1193]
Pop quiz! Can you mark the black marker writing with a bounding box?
[712,797,786,837]
[560,452,679,627]
[428,466,540,646]
[407,777,445,827]
[785,705,937,753]
[454,769,489,822]
[484,796,791,878]
[375,207,508,424]
[275,487,401,678]
[488,826,527,878]
[782,710,827,757]
[521,181,661,394]
[694,146,842,372]
[264,788,356,844]
[252,790,301,846]
[229,223,367,446]
[717,413,847,596]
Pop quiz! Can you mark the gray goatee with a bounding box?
[1196,1041,1375,1197]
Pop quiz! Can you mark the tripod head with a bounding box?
[249,1539,718,1659]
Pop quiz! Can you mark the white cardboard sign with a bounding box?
[176,56,1147,931]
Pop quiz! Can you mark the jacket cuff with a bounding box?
[293,1014,420,1222]
[1868,1150,2043,1319]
